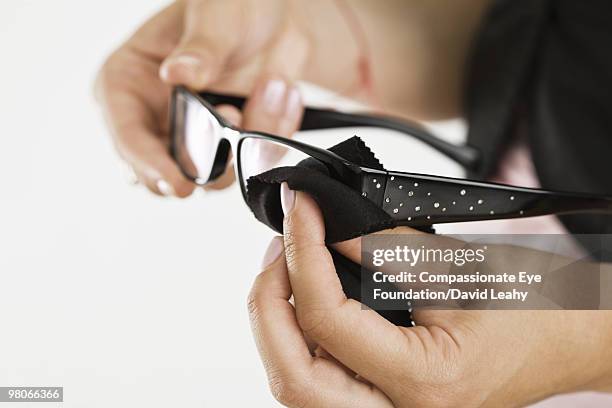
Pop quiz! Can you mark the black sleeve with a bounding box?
[464,0,612,243]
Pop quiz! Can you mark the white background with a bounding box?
[0,1,609,407]
[0,1,280,406]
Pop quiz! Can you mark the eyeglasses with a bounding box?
[170,86,612,227]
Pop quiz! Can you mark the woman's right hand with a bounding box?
[249,187,612,407]
[94,0,364,197]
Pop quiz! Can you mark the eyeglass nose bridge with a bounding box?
[193,126,242,185]
[221,126,241,149]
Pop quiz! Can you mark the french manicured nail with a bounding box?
[278,87,303,135]
[285,88,302,118]
[261,79,287,115]
[280,182,295,215]
[195,186,207,197]
[156,179,175,196]
[160,54,201,83]
[261,236,284,269]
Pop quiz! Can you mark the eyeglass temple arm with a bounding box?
[200,91,481,171]
[359,169,612,226]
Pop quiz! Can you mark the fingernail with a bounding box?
[278,87,303,135]
[280,182,295,215]
[160,54,202,83]
[261,236,283,269]
[261,79,287,115]
[122,162,139,185]
[285,88,302,118]
[157,179,175,196]
[195,186,207,197]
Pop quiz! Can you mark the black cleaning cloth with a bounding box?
[246,136,413,326]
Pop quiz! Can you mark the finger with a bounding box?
[159,0,242,89]
[249,237,314,378]
[95,2,195,198]
[123,126,194,197]
[94,2,182,114]
[238,77,303,175]
[122,2,184,62]
[331,226,424,265]
[100,89,195,198]
[280,183,417,385]
[261,23,309,81]
[249,237,393,408]
[216,104,242,127]
[243,76,303,138]
[331,228,465,310]
[314,346,358,378]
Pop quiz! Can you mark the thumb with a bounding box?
[159,0,240,89]
[279,183,415,389]
[280,182,347,313]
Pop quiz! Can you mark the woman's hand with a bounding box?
[94,0,367,196]
[248,184,612,407]
[95,0,491,197]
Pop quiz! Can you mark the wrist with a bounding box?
[552,263,612,394]
[550,311,612,395]
[493,311,612,406]
[578,311,612,392]
[487,252,612,400]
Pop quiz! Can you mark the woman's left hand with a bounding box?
[247,185,612,407]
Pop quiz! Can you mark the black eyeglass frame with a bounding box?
[170,86,612,227]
